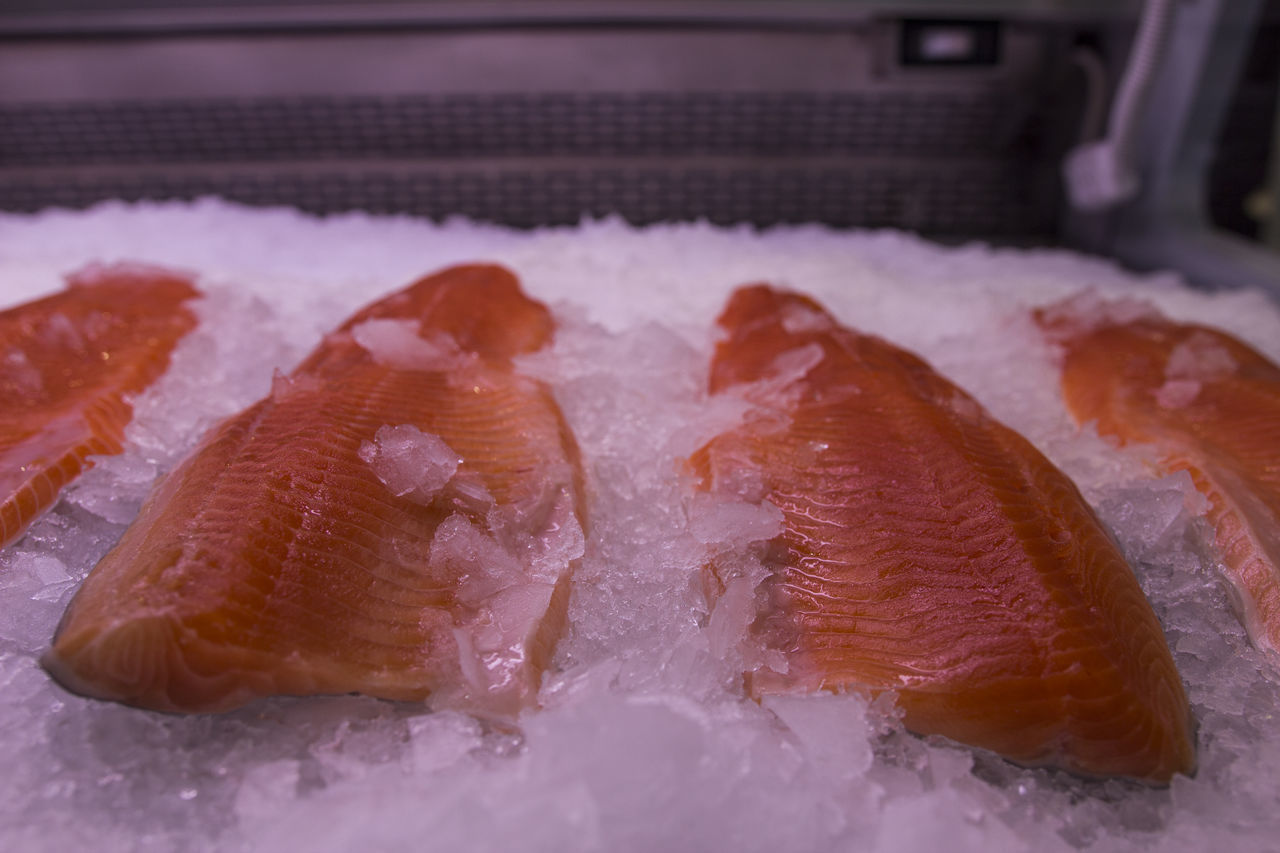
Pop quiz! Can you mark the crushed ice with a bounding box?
[1165,331,1238,382]
[351,318,475,372]
[1,201,1279,852]
[1156,331,1240,409]
[358,424,460,503]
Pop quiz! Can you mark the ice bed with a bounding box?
[2,2,1279,851]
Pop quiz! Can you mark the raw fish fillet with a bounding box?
[1,264,200,550]
[1036,295,1280,660]
[692,285,1194,783]
[44,264,585,715]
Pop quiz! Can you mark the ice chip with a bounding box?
[38,311,87,353]
[488,582,556,638]
[235,760,301,824]
[451,626,486,691]
[780,302,833,334]
[350,318,473,371]
[688,494,784,547]
[2,347,42,394]
[407,712,484,774]
[429,513,525,604]
[706,575,759,659]
[67,452,158,524]
[1166,331,1238,382]
[763,693,875,778]
[358,424,460,503]
[268,369,322,400]
[1153,331,1238,410]
[1100,470,1211,559]
[520,486,586,581]
[876,789,1035,853]
[766,342,825,386]
[1036,290,1160,341]
[1156,378,1201,409]
[705,462,769,504]
[15,553,70,586]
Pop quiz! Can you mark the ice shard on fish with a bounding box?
[0,264,200,550]
[692,285,1195,783]
[1037,294,1280,662]
[44,264,585,715]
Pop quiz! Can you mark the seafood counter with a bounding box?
[1,199,1279,852]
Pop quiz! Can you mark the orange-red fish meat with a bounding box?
[692,285,1194,783]
[1,264,200,550]
[1036,296,1280,660]
[44,264,584,715]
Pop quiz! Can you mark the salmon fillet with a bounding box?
[1,264,200,550]
[44,264,585,715]
[692,285,1194,783]
[1036,295,1280,661]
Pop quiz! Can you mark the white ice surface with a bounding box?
[2,199,1280,852]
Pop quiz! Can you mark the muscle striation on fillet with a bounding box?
[44,264,585,716]
[0,264,200,550]
[695,285,1194,783]
[1036,295,1280,661]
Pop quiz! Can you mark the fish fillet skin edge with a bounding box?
[43,264,585,716]
[1036,295,1280,662]
[0,263,200,550]
[694,285,1195,784]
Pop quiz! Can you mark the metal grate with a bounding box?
[0,92,1010,165]
[0,86,1055,235]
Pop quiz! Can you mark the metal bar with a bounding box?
[0,0,1144,39]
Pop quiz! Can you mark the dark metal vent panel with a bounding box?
[0,92,1009,165]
